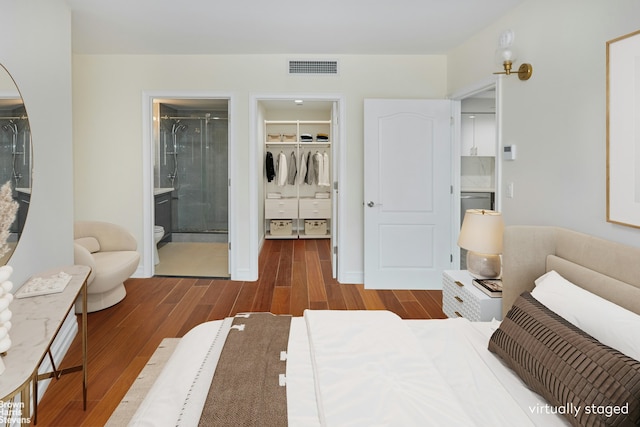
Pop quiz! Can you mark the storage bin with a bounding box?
[267,134,281,142]
[304,219,327,235]
[282,134,297,142]
[270,219,292,236]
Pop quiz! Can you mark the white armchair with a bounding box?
[74,221,140,313]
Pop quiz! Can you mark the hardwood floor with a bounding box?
[34,238,445,426]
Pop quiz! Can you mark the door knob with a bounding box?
[367,201,377,207]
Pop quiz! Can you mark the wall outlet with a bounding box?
[507,182,514,198]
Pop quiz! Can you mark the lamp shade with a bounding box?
[495,46,518,66]
[457,209,504,255]
[496,29,517,62]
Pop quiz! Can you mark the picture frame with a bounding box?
[606,29,640,229]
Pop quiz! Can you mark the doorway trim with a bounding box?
[141,91,236,278]
[248,93,346,281]
[449,76,502,268]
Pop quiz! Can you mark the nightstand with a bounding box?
[442,270,502,321]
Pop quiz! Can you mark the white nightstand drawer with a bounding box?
[299,199,331,219]
[265,199,298,219]
[442,270,502,321]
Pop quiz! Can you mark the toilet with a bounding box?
[153,225,165,265]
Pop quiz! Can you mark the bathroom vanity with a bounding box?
[154,188,173,243]
[15,188,30,237]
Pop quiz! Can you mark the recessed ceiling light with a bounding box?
[294,99,304,106]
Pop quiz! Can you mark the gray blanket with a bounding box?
[198,313,292,426]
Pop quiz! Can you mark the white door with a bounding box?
[364,99,452,289]
[331,101,339,278]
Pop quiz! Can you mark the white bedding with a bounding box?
[304,310,477,426]
[129,311,569,426]
[406,318,568,427]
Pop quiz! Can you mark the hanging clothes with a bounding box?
[318,151,330,187]
[312,152,322,185]
[323,152,330,185]
[298,151,307,185]
[287,151,297,185]
[276,151,287,186]
[305,150,316,185]
[266,151,276,182]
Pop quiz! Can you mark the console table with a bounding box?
[0,265,90,425]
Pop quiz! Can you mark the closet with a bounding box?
[264,120,332,239]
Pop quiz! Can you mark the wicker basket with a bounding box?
[270,220,292,236]
[304,219,327,235]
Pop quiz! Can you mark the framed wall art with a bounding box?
[607,29,640,228]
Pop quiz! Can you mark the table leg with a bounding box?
[23,381,32,425]
[82,280,87,410]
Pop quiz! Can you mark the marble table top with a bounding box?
[0,265,90,399]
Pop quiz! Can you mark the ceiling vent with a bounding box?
[289,60,338,75]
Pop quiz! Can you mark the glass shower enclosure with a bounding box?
[155,100,228,242]
[0,103,31,238]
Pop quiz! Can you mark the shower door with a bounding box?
[159,107,228,237]
[0,111,31,236]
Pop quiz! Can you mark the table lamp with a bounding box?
[458,209,504,279]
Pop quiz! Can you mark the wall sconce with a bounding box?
[494,30,533,81]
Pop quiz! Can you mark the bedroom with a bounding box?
[4,0,640,288]
[65,0,640,284]
[1,0,640,425]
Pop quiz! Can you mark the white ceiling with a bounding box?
[65,0,525,55]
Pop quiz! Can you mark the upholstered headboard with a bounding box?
[502,226,640,316]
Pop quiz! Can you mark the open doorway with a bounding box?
[150,97,230,278]
[251,94,344,281]
[451,80,501,269]
[459,89,497,269]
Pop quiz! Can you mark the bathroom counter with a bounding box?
[154,187,174,196]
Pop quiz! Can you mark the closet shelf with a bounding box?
[264,118,333,240]
[265,120,331,125]
[265,142,331,147]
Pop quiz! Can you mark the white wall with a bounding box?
[0,0,75,400]
[72,54,447,281]
[448,0,640,247]
[0,1,74,285]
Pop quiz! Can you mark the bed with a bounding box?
[119,226,640,426]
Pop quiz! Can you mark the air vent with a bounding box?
[289,60,338,75]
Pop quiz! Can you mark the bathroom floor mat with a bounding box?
[155,242,230,278]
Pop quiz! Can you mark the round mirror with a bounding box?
[0,65,31,264]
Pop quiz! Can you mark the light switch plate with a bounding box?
[503,145,516,160]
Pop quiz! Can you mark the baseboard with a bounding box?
[132,265,147,278]
[231,268,255,282]
[338,271,364,284]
